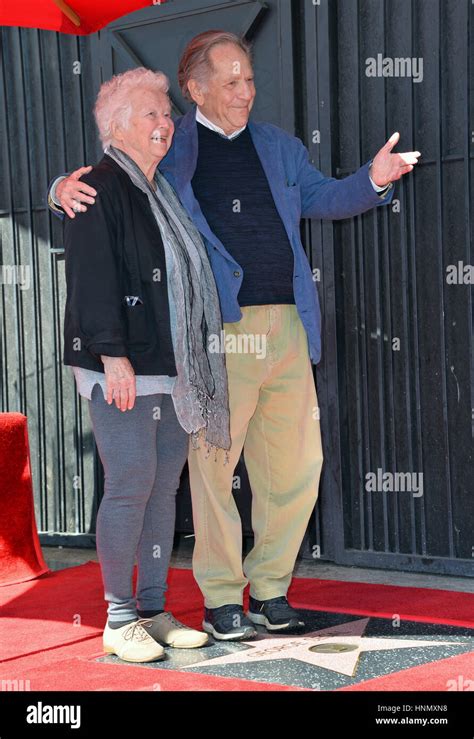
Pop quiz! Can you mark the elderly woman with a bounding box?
[63,67,230,663]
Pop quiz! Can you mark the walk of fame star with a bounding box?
[98,611,473,689]
[181,618,469,678]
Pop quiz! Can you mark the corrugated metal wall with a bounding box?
[0,27,103,545]
[300,0,473,575]
[1,0,472,573]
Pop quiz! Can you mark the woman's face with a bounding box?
[113,87,174,170]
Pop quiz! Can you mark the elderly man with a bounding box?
[48,30,420,642]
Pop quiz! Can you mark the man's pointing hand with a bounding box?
[371,132,421,187]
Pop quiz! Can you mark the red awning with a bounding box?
[0,0,168,35]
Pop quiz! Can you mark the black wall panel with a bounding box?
[1,0,472,574]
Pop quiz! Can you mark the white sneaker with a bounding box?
[103,619,165,662]
[141,612,209,649]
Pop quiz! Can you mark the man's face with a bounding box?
[193,43,256,134]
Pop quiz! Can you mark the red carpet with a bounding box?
[286,575,474,629]
[0,563,303,691]
[0,413,49,586]
[0,562,472,691]
[340,651,474,691]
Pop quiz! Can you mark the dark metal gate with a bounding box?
[0,25,103,546]
[1,0,472,575]
[298,0,473,576]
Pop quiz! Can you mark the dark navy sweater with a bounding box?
[191,122,295,307]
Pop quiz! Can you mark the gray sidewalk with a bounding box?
[42,538,474,594]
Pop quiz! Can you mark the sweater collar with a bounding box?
[195,107,247,140]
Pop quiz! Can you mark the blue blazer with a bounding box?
[50,108,394,364]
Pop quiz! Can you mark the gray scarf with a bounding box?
[106,144,231,456]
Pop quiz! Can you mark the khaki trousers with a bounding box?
[187,304,324,608]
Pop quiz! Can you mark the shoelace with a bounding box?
[123,619,154,642]
[259,597,293,616]
[162,612,189,630]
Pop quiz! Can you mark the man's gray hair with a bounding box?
[178,30,253,102]
[94,67,169,148]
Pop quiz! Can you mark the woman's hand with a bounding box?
[100,356,136,411]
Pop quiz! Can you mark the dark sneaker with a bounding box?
[247,596,305,631]
[203,604,258,641]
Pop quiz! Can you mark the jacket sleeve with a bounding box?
[63,183,128,359]
[294,138,394,220]
[47,174,69,220]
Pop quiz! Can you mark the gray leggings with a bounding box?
[88,383,189,623]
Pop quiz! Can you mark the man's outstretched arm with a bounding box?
[297,132,420,221]
[47,166,97,219]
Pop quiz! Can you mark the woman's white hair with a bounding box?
[94,67,170,148]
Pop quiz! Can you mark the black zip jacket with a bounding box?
[63,154,177,376]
